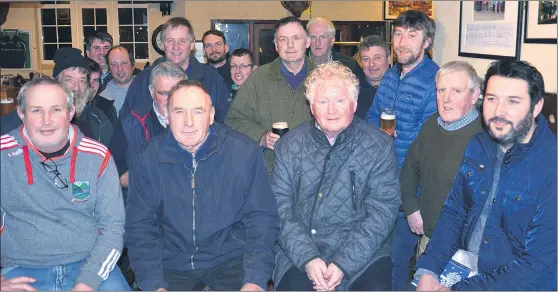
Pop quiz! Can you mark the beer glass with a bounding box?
[272,122,289,136]
[380,108,396,136]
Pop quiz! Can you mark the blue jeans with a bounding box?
[391,212,419,291]
[1,260,130,291]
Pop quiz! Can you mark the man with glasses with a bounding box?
[120,17,230,123]
[229,48,257,101]
[0,77,128,291]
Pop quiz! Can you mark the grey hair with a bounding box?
[17,76,74,113]
[436,61,482,93]
[161,17,195,43]
[56,67,90,82]
[149,61,188,89]
[359,35,390,58]
[305,61,360,104]
[307,17,335,36]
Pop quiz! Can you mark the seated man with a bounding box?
[272,62,400,291]
[121,61,186,165]
[401,61,483,269]
[125,80,279,291]
[0,77,127,291]
[415,60,557,291]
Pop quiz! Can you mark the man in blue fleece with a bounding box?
[125,80,279,291]
[366,10,439,290]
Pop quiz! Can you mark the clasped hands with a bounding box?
[305,258,343,291]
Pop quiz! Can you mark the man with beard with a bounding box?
[97,46,136,117]
[119,17,230,123]
[414,60,556,291]
[365,10,439,289]
[202,29,234,90]
[226,16,316,171]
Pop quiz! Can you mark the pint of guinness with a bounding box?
[272,122,289,136]
[380,108,396,137]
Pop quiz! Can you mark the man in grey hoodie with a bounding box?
[0,77,128,291]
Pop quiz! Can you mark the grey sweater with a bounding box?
[0,125,125,290]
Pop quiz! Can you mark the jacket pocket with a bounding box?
[501,185,538,243]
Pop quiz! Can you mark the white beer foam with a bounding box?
[381,113,395,120]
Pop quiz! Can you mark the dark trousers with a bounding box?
[391,212,419,290]
[163,257,243,291]
[276,256,392,291]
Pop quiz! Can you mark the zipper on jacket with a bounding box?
[350,170,356,210]
[190,153,198,270]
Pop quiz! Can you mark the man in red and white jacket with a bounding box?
[0,77,128,291]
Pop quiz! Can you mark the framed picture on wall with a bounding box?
[524,1,557,44]
[0,29,33,69]
[458,1,523,60]
[383,1,433,20]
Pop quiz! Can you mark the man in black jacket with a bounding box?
[272,62,400,291]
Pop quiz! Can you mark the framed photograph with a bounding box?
[524,1,557,44]
[0,29,33,69]
[458,1,523,60]
[194,41,206,64]
[384,1,433,20]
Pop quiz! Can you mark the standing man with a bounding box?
[229,48,257,101]
[202,29,233,89]
[120,17,230,123]
[98,46,136,117]
[125,80,279,291]
[355,35,390,119]
[85,31,113,92]
[0,77,128,291]
[415,60,556,291]
[401,61,484,263]
[365,10,438,290]
[306,17,362,77]
[225,16,316,170]
[272,62,400,291]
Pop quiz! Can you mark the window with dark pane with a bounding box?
[133,8,147,25]
[118,4,149,59]
[118,8,133,25]
[135,43,148,59]
[58,26,72,42]
[42,9,56,25]
[119,26,133,42]
[43,44,58,60]
[56,8,71,25]
[135,26,148,42]
[42,27,57,43]
[82,9,95,25]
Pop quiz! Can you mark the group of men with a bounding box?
[1,9,556,292]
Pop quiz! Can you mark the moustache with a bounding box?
[489,117,512,125]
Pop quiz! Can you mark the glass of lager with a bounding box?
[380,108,396,137]
[272,122,289,136]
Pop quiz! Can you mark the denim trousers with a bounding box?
[391,211,420,291]
[1,259,130,291]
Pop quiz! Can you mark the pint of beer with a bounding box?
[272,122,289,136]
[380,108,396,137]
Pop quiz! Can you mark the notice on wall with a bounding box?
[465,23,515,48]
[0,29,32,69]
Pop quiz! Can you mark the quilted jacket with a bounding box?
[366,57,439,167]
[271,118,401,289]
[416,116,557,290]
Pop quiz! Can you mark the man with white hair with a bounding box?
[400,61,484,271]
[272,62,400,291]
[307,17,362,76]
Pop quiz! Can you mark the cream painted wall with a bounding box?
[432,1,557,93]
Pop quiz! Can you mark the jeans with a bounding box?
[163,257,244,291]
[276,256,392,291]
[391,211,419,291]
[1,260,130,291]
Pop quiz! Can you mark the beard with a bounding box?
[73,87,93,117]
[207,53,226,65]
[484,111,534,148]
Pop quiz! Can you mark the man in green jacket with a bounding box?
[225,16,316,170]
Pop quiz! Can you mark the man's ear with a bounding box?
[17,107,24,121]
[225,44,230,54]
[533,98,544,118]
[69,104,76,121]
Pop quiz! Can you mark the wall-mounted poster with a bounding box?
[384,1,433,20]
[524,1,558,44]
[458,1,523,60]
[0,29,32,69]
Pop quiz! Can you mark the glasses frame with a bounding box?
[41,158,69,189]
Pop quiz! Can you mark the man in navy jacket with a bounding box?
[125,80,279,291]
[415,60,557,291]
[119,17,230,123]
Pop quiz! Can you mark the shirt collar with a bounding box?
[152,102,168,128]
[280,59,307,77]
[437,107,479,131]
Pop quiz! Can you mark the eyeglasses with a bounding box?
[41,158,69,189]
[230,64,253,71]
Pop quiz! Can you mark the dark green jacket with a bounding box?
[225,57,317,170]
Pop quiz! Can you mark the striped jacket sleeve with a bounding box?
[75,150,125,290]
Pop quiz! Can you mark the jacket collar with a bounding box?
[395,56,433,78]
[153,56,205,80]
[310,117,358,147]
[159,124,220,167]
[268,56,316,81]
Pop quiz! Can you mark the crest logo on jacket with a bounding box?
[72,181,91,202]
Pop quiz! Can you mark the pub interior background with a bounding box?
[0,1,556,106]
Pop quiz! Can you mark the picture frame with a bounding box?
[0,29,33,69]
[458,1,523,60]
[523,1,557,44]
[383,1,433,20]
